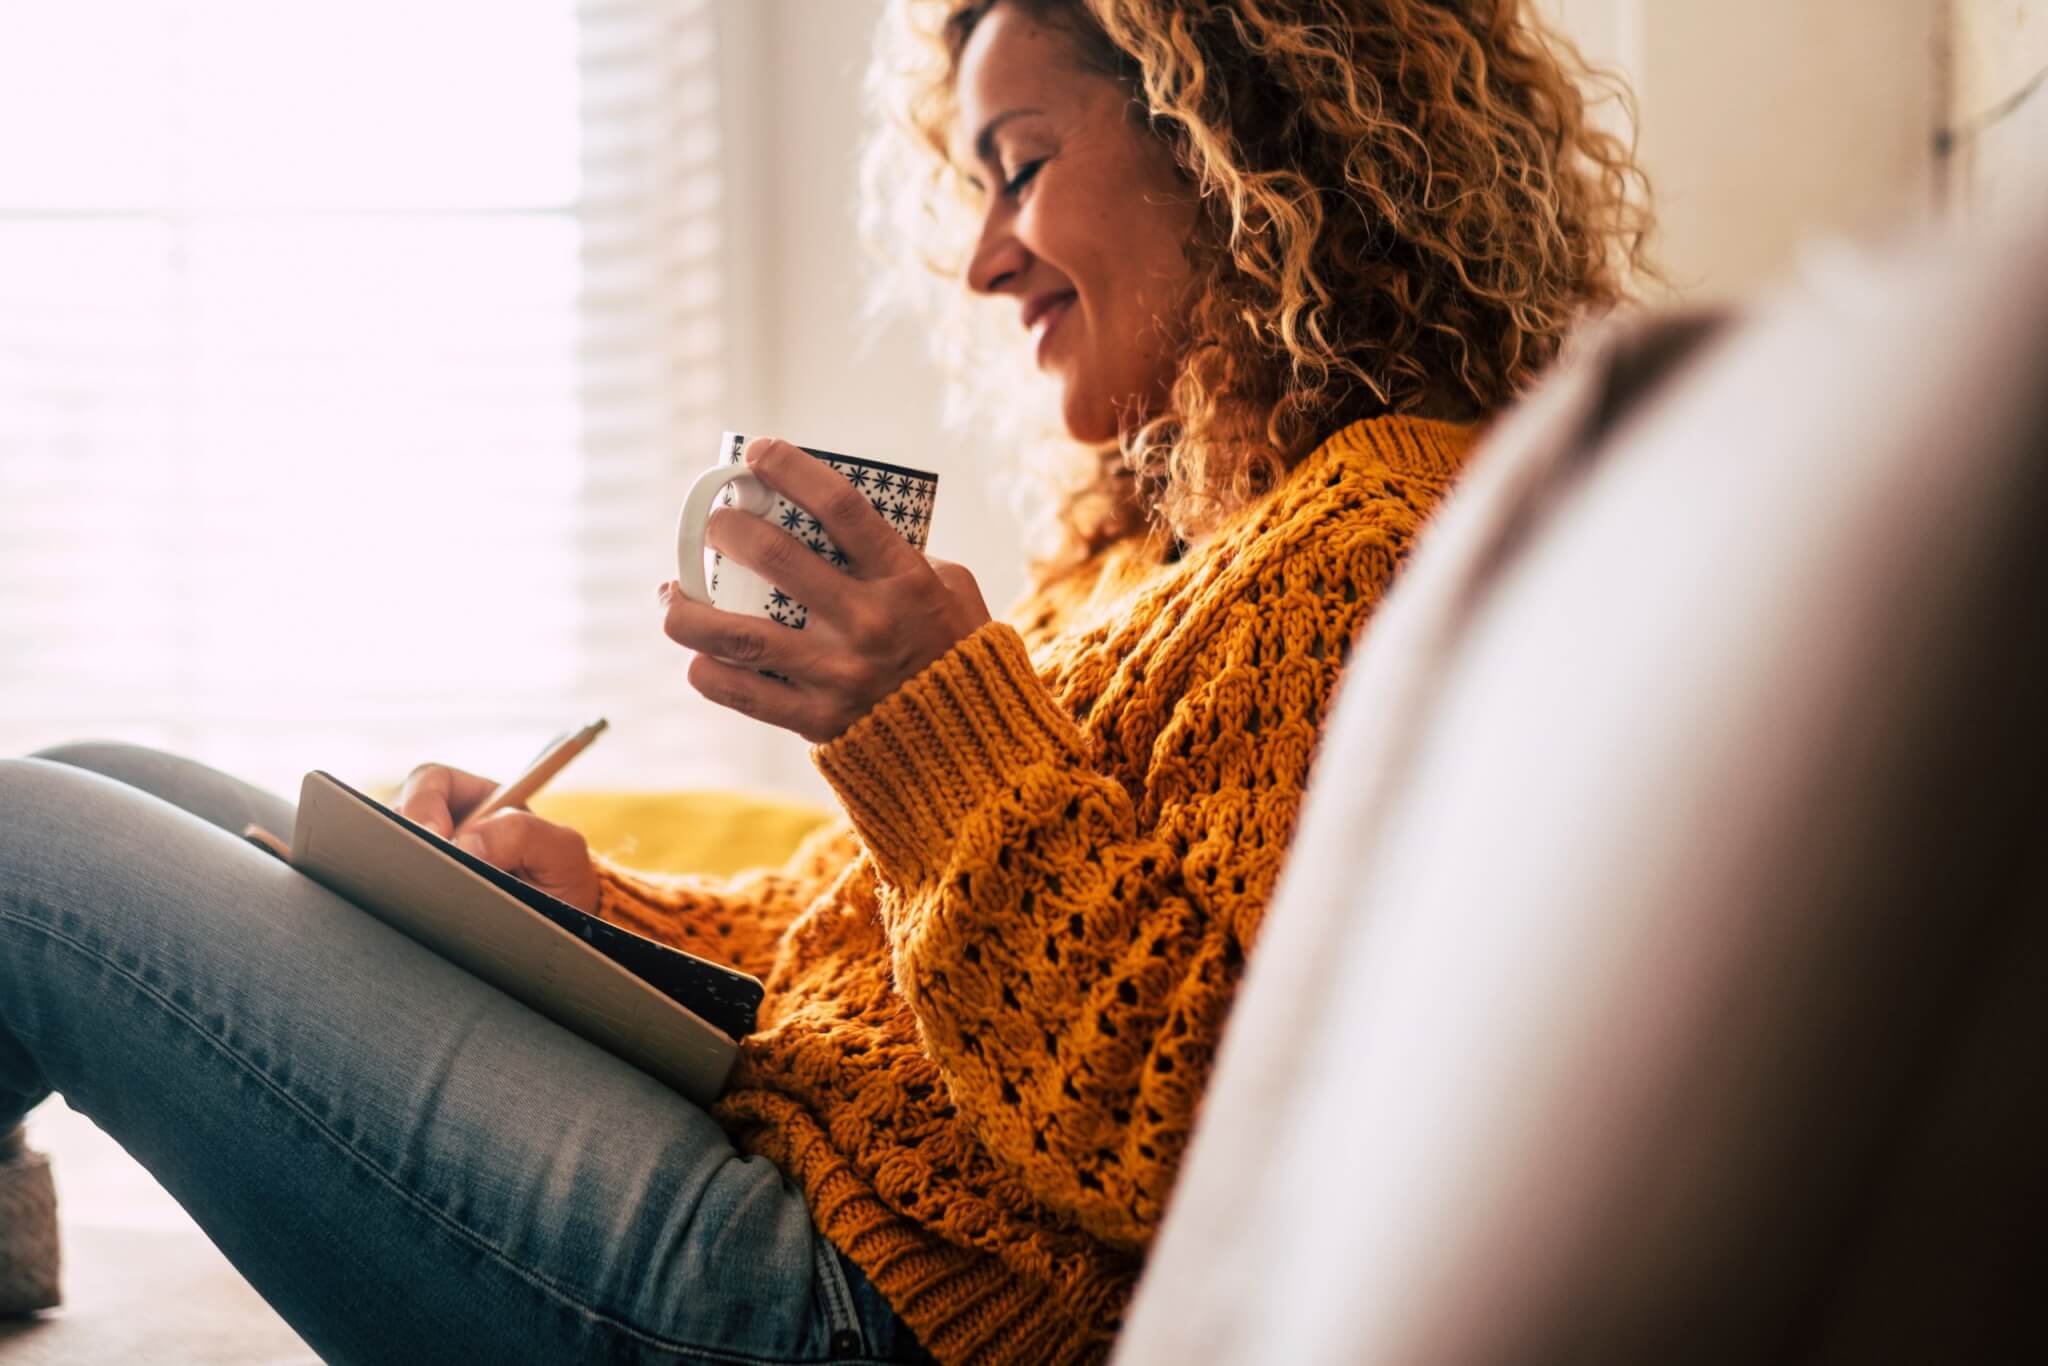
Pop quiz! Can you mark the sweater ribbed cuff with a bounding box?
[813,621,1083,891]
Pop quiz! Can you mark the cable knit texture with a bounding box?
[593,415,1475,1363]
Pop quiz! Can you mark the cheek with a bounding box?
[1116,213,1195,370]
[1140,193,1198,296]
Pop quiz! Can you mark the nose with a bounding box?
[964,201,1029,297]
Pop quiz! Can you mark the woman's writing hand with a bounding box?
[391,763,601,915]
[660,437,993,743]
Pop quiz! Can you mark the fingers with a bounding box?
[684,653,851,744]
[454,809,600,914]
[658,547,993,742]
[395,773,600,913]
[453,808,574,872]
[742,438,913,576]
[660,584,829,674]
[393,763,498,838]
[703,504,852,621]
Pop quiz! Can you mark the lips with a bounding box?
[1029,293,1076,363]
[1021,290,1077,333]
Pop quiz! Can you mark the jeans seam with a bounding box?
[811,1239,863,1349]
[2,903,891,1365]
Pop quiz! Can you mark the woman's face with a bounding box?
[951,3,1198,444]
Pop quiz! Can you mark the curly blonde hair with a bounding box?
[861,0,1656,571]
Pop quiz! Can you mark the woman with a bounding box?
[0,1,1649,1361]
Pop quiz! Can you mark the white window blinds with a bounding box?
[0,0,758,797]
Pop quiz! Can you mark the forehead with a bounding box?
[949,6,1096,161]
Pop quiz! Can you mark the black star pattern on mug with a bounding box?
[847,467,871,490]
[884,499,906,524]
[805,536,828,556]
[769,588,792,609]
[780,506,806,532]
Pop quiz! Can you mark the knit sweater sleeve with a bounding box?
[811,488,1425,1250]
[591,820,860,980]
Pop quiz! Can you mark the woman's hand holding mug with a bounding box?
[663,434,990,743]
[392,763,601,915]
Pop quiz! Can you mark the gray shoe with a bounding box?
[0,1125,61,1316]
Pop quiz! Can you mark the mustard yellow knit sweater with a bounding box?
[593,414,1474,1362]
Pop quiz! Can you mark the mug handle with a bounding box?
[675,464,774,604]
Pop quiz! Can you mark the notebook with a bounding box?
[282,770,763,1106]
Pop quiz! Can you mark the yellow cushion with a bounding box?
[527,789,833,877]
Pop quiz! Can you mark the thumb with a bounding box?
[925,555,989,615]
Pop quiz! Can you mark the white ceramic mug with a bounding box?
[675,432,940,629]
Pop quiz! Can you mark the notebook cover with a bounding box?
[288,770,763,1105]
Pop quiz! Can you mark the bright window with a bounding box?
[0,0,748,796]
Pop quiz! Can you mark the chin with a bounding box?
[1059,385,1119,446]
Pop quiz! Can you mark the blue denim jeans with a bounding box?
[0,743,933,1365]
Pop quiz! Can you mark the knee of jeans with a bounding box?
[2,752,103,798]
[0,758,165,936]
[0,757,102,857]
[28,738,160,772]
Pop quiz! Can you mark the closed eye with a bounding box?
[1002,159,1046,198]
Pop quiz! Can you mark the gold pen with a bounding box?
[452,718,609,839]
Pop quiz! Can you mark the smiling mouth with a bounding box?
[1031,293,1076,361]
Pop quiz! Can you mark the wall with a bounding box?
[1547,0,2046,286]
[1945,0,2048,219]
[1545,0,1943,298]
